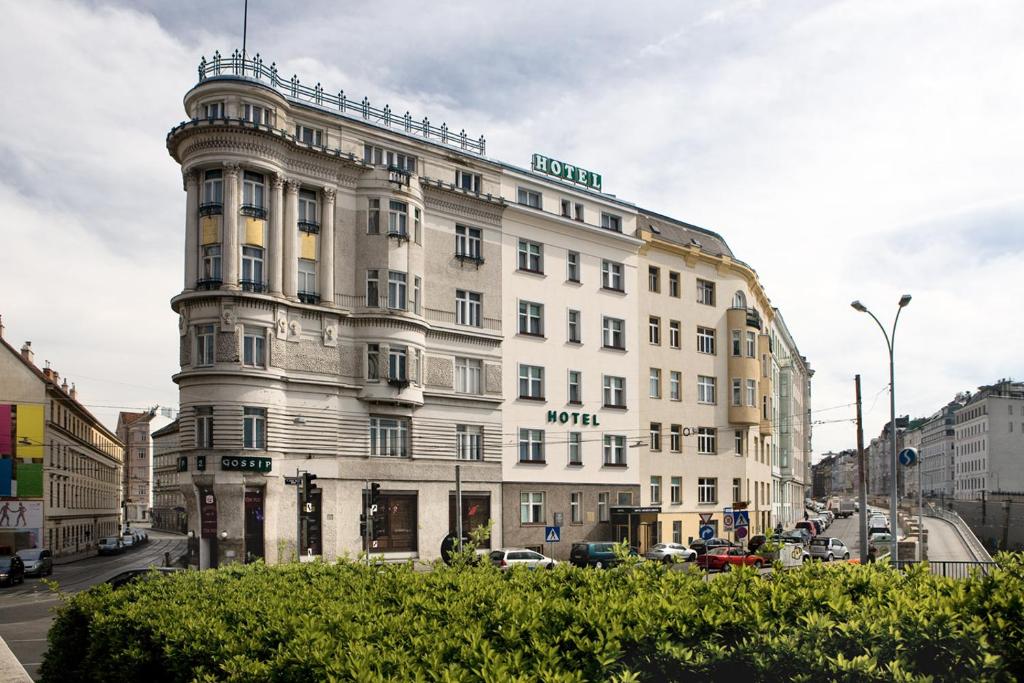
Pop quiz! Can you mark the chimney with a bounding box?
[61,378,69,393]
[70,383,77,401]
[21,341,34,364]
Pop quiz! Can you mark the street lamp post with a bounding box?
[851,294,911,565]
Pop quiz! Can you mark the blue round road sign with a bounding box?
[699,525,714,540]
[899,447,918,466]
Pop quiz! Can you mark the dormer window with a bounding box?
[456,169,481,193]
[295,124,323,146]
[242,103,271,125]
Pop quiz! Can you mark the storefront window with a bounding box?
[447,494,492,549]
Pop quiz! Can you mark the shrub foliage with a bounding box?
[41,554,1024,682]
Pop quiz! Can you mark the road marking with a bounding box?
[8,638,47,642]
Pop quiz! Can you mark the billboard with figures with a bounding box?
[0,500,43,552]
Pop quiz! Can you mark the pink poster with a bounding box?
[0,405,11,456]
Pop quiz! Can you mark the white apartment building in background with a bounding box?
[920,399,962,498]
[771,312,813,531]
[954,380,1024,500]
[166,51,812,566]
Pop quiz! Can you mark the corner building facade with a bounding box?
[167,53,809,566]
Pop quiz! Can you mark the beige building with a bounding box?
[116,409,160,526]
[151,418,187,533]
[0,325,122,559]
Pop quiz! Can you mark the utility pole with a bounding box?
[295,467,302,562]
[855,375,869,563]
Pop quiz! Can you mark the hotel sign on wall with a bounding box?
[547,410,601,427]
[531,154,603,192]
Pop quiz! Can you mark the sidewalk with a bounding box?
[0,636,32,683]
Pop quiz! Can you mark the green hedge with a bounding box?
[42,555,1024,682]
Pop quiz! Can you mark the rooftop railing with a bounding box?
[197,50,487,156]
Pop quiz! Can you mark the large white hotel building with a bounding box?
[167,52,811,567]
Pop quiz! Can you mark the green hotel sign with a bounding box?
[532,154,603,192]
[220,456,273,473]
[547,410,601,427]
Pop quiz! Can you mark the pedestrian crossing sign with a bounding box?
[545,526,561,543]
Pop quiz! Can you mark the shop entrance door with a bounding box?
[244,488,265,563]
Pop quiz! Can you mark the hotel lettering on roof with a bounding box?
[165,50,811,567]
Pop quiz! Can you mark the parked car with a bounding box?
[809,518,826,535]
[121,533,136,548]
[569,542,636,569]
[795,520,817,538]
[489,548,557,570]
[644,543,696,564]
[808,537,850,562]
[781,529,811,546]
[0,555,25,586]
[746,535,767,553]
[105,567,183,589]
[16,548,52,577]
[98,537,125,555]
[698,547,765,572]
[868,516,890,537]
[689,537,735,556]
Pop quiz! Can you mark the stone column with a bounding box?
[319,187,336,306]
[222,163,241,290]
[183,170,199,291]
[283,179,299,300]
[269,175,284,297]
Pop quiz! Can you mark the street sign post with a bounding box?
[736,526,748,540]
[284,477,300,486]
[733,510,750,528]
[545,526,560,562]
[699,525,715,540]
[722,508,734,532]
[899,447,918,467]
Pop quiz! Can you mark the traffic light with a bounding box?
[359,512,368,539]
[369,482,381,508]
[303,472,318,501]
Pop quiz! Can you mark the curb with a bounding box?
[0,636,33,683]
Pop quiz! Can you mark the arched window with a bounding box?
[732,290,747,309]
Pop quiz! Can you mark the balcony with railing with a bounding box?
[240,204,267,220]
[198,203,223,217]
[196,278,223,290]
[387,229,410,244]
[387,165,411,187]
[298,220,320,234]
[454,251,485,268]
[193,50,487,156]
[240,279,267,293]
[424,307,500,332]
[298,291,320,305]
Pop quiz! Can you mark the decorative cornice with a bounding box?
[422,187,505,226]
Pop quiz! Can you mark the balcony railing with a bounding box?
[198,203,223,217]
[746,308,763,330]
[298,220,320,234]
[240,279,268,293]
[387,230,410,244]
[196,278,223,290]
[196,50,486,156]
[298,291,320,304]
[423,307,501,331]
[455,252,485,268]
[240,204,267,220]
[338,294,407,311]
[388,165,411,186]
[387,377,411,389]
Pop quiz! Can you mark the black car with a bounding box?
[0,555,26,586]
[689,537,735,556]
[746,535,767,553]
[104,567,183,589]
[569,542,637,569]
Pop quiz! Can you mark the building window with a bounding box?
[732,330,742,357]
[733,478,742,504]
[366,344,379,380]
[518,430,545,463]
[195,406,213,448]
[568,432,582,465]
[456,425,482,460]
[367,198,380,234]
[671,477,682,504]
[697,326,716,355]
[602,317,625,349]
[669,321,680,349]
[669,271,680,298]
[732,379,742,407]
[448,494,491,549]
[370,417,409,457]
[518,301,544,336]
[414,208,421,244]
[455,357,482,394]
[298,189,319,229]
[241,102,270,125]
[697,428,717,455]
[746,331,757,358]
[664,372,679,402]
[413,276,421,315]
[388,200,408,236]
[648,266,661,292]
[202,101,224,119]
[202,169,223,207]
[517,239,543,273]
[603,435,626,465]
[364,145,417,172]
[456,290,482,327]
[650,476,662,504]
[697,279,716,306]
[598,492,609,521]
[603,376,626,408]
[572,202,583,221]
[670,425,682,452]
[388,271,407,309]
[294,124,323,146]
[733,290,747,308]
[519,364,544,399]
[366,270,380,307]
[242,328,265,368]
[200,244,222,284]
[698,477,717,504]
[195,324,215,366]
[388,346,407,382]
[649,368,662,399]
[455,225,482,260]
[242,171,265,211]
[601,212,622,232]
[735,431,745,456]
[601,260,624,291]
[697,376,717,404]
[649,316,661,345]
[746,380,757,407]
[570,492,582,523]
[366,492,418,552]
[566,251,580,282]
[455,169,481,193]
[560,198,572,218]
[520,491,545,523]
[567,309,581,343]
[517,187,542,208]
[650,423,662,451]
[568,371,582,404]
[241,246,265,290]
[298,259,317,300]
[242,407,266,450]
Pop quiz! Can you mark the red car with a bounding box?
[697,547,765,572]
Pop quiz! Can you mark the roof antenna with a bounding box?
[242,0,249,61]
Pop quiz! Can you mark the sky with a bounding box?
[0,0,1021,457]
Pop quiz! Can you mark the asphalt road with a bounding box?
[0,530,186,681]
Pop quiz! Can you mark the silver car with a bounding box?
[808,537,850,562]
[644,543,696,564]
